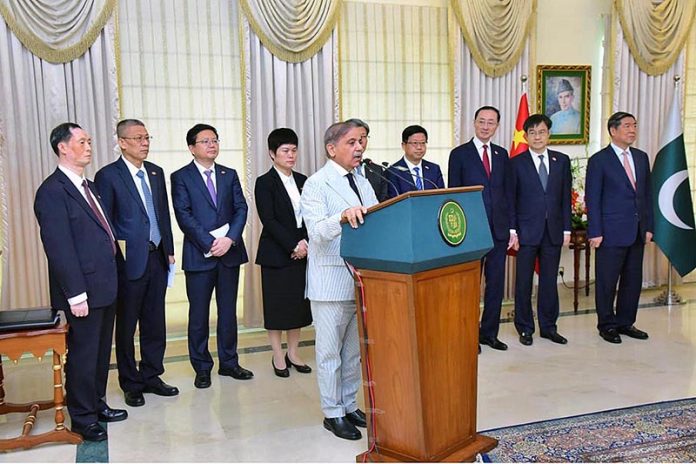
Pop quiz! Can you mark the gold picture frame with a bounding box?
[536,65,591,145]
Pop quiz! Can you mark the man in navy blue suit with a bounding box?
[171,123,252,388]
[507,114,571,346]
[386,125,444,198]
[34,123,127,442]
[586,112,653,344]
[448,106,514,351]
[95,119,178,408]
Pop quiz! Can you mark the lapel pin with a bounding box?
[552,157,557,162]
[221,170,226,175]
[494,150,499,155]
[151,171,157,175]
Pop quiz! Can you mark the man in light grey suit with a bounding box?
[300,121,379,441]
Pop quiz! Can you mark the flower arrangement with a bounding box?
[570,158,587,230]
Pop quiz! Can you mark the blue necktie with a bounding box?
[414,166,423,190]
[136,170,161,246]
[538,155,548,192]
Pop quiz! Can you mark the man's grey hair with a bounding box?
[323,120,363,158]
[116,119,146,138]
[344,118,370,135]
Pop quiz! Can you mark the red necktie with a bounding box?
[622,151,636,190]
[82,180,116,255]
[482,144,491,178]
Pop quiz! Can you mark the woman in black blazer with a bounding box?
[254,128,312,377]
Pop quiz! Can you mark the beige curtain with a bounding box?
[611,11,685,288]
[0,16,119,310]
[614,0,696,76]
[450,0,536,77]
[239,0,342,63]
[0,0,116,63]
[242,16,338,328]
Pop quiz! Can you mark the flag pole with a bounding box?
[654,75,685,306]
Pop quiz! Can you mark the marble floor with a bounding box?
[1,284,696,462]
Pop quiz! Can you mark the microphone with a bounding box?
[361,159,401,198]
[388,164,441,190]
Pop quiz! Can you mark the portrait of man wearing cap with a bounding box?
[549,78,581,134]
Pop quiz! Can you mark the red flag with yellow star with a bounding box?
[510,93,529,158]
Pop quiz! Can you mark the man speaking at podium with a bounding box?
[300,120,378,441]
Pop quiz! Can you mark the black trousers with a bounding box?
[594,231,644,331]
[514,227,562,335]
[115,248,168,393]
[63,302,116,429]
[479,237,508,339]
[185,263,241,373]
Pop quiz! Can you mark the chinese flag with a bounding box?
[508,93,530,260]
[510,93,529,158]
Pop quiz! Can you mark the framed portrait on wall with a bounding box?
[536,65,591,144]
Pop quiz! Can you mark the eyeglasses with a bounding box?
[527,130,548,137]
[195,138,220,145]
[406,142,427,147]
[121,135,153,143]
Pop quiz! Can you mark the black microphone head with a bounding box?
[362,158,373,165]
[381,161,389,167]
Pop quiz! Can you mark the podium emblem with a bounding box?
[438,200,467,246]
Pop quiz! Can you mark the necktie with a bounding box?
[414,166,424,190]
[82,180,116,255]
[622,151,636,190]
[136,170,161,246]
[482,144,491,178]
[346,173,363,205]
[538,155,548,191]
[204,170,217,207]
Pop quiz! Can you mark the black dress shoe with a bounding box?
[540,331,568,344]
[519,332,533,346]
[194,371,212,389]
[617,325,649,340]
[272,357,290,378]
[480,337,508,351]
[124,391,145,407]
[73,422,107,442]
[323,417,362,440]
[143,380,180,396]
[98,406,128,422]
[599,329,622,344]
[346,409,367,428]
[285,353,312,373]
[219,365,254,380]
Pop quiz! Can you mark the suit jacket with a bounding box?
[448,140,510,241]
[95,158,174,280]
[506,149,572,246]
[300,162,379,301]
[365,166,389,202]
[385,157,445,199]
[171,161,248,272]
[34,168,118,310]
[585,145,654,247]
[254,168,308,268]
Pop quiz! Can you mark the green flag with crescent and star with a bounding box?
[652,91,696,277]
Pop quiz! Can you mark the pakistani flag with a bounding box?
[652,92,696,277]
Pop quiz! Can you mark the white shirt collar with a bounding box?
[194,159,215,175]
[273,165,294,183]
[473,137,491,151]
[403,157,422,171]
[121,155,145,177]
[610,143,631,156]
[58,164,86,190]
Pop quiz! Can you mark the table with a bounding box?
[569,229,591,313]
[0,321,82,451]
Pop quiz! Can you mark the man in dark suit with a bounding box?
[448,106,513,351]
[346,118,389,202]
[171,123,252,388]
[507,114,571,346]
[386,125,445,198]
[95,119,178,408]
[34,123,127,442]
[586,112,653,344]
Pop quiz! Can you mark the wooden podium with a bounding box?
[341,187,497,462]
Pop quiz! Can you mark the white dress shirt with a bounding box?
[273,166,303,228]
